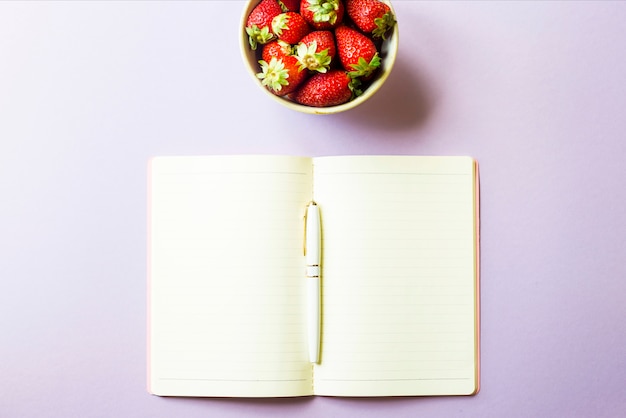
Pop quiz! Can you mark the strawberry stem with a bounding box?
[307,0,341,25]
[256,57,290,92]
[246,25,274,50]
[295,41,332,73]
[347,53,381,79]
[271,13,290,37]
[373,11,396,40]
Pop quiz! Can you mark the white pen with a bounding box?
[305,201,321,364]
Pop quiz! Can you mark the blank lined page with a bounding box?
[312,156,478,397]
[149,156,313,397]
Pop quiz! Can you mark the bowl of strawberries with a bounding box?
[240,0,398,114]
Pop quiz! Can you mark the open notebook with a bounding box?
[147,155,480,397]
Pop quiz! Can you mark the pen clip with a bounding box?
[304,201,316,256]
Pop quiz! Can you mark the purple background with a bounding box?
[1,1,625,416]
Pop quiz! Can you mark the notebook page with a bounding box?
[149,156,313,397]
[312,156,478,397]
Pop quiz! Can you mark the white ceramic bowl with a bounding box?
[239,0,399,115]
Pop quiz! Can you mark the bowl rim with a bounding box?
[239,0,399,115]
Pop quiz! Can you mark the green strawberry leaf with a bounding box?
[271,13,289,37]
[373,11,396,40]
[307,0,340,25]
[256,57,290,92]
[348,77,363,98]
[295,41,332,73]
[246,25,274,50]
[278,0,289,12]
[348,53,381,79]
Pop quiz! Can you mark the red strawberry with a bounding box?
[257,55,308,97]
[246,0,283,50]
[262,40,294,63]
[294,70,360,107]
[299,30,336,60]
[295,30,336,72]
[300,0,345,30]
[271,12,311,44]
[346,0,396,39]
[278,0,301,12]
[335,25,380,79]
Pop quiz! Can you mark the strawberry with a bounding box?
[299,30,336,60]
[278,0,301,12]
[294,70,360,107]
[257,55,308,97]
[271,12,312,44]
[300,0,345,30]
[346,0,396,39]
[335,25,381,79]
[246,0,284,50]
[295,31,336,73]
[262,39,294,63]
